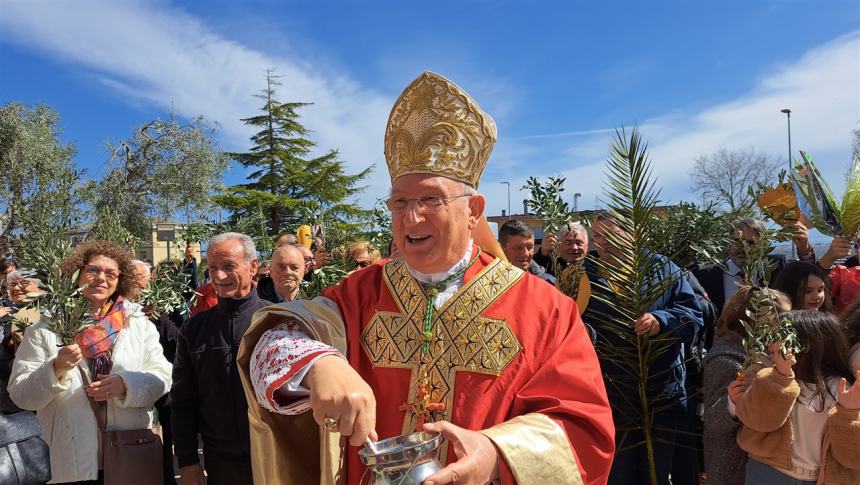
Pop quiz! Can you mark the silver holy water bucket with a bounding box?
[358,431,443,485]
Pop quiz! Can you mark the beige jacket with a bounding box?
[237,299,348,485]
[735,366,860,485]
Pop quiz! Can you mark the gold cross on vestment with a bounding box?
[361,258,524,436]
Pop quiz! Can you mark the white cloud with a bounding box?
[1,0,857,227]
[0,0,394,203]
[480,31,860,221]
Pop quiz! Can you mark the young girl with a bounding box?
[732,310,860,484]
[772,262,832,312]
[703,286,792,485]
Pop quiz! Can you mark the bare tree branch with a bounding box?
[689,147,782,211]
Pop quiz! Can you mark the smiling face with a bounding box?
[800,274,826,311]
[502,235,535,271]
[7,277,42,305]
[77,254,121,309]
[390,174,484,274]
[207,238,258,299]
[559,229,589,264]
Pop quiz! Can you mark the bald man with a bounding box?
[269,245,306,302]
[275,234,298,247]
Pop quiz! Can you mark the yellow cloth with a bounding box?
[557,263,591,311]
[296,225,313,248]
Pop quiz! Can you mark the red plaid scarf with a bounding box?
[74,297,127,377]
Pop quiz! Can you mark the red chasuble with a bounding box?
[317,247,614,484]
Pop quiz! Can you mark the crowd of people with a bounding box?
[494,215,860,485]
[5,214,858,485]
[1,70,859,485]
[0,232,382,485]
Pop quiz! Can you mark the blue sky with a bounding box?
[1,0,858,227]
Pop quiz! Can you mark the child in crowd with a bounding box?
[772,261,832,312]
[731,311,860,484]
[703,286,791,485]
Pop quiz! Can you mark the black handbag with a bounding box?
[0,411,51,485]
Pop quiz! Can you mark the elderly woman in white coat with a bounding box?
[9,240,172,485]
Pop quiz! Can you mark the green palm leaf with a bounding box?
[589,127,693,484]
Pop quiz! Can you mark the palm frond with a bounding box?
[840,154,860,237]
[792,151,842,236]
[589,126,692,485]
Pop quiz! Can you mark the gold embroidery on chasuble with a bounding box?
[360,258,524,436]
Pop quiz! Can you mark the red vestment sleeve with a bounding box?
[495,296,615,485]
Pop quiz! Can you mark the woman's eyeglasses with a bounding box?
[7,279,35,290]
[83,265,121,281]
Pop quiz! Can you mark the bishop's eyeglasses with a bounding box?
[385,194,472,214]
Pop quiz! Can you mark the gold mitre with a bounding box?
[384,71,497,188]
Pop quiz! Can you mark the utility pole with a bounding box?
[781,108,796,259]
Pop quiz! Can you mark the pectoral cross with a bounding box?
[398,381,446,430]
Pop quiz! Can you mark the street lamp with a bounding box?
[781,108,792,168]
[781,108,795,259]
[501,181,511,219]
[573,193,582,213]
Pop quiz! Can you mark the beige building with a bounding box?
[136,223,202,265]
[65,222,202,266]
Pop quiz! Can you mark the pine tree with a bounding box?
[216,69,372,236]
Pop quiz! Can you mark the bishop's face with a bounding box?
[390,174,484,274]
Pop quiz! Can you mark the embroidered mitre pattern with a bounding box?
[384,71,497,188]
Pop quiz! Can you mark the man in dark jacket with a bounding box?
[582,215,703,485]
[533,223,589,277]
[171,233,272,485]
[693,218,815,349]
